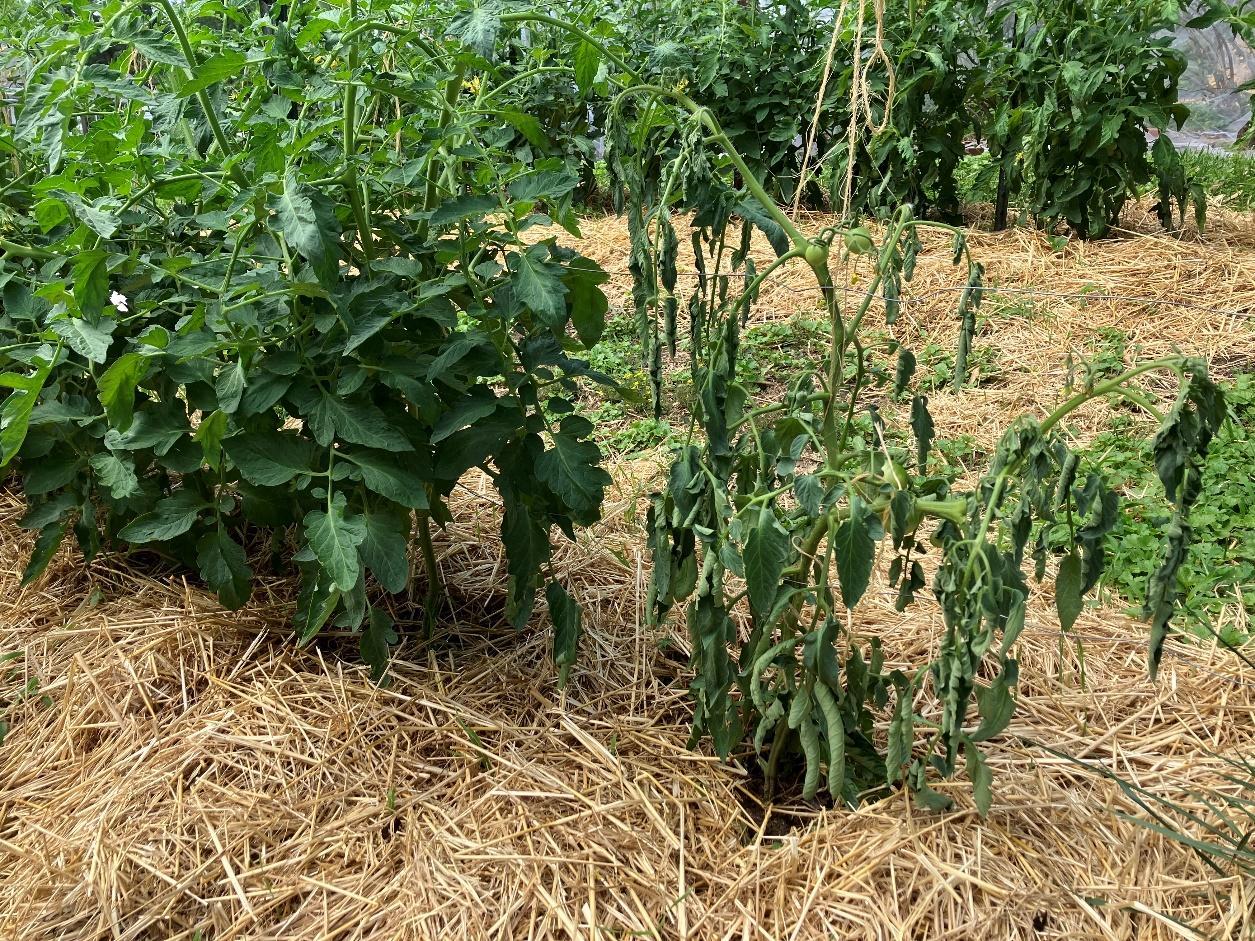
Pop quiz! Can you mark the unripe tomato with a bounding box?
[843,227,874,255]
[804,241,828,267]
[880,460,909,490]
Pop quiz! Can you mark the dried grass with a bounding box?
[2,207,1254,940]
[573,198,1255,449]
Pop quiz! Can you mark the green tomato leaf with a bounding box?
[304,495,367,592]
[271,170,342,288]
[744,508,790,618]
[89,451,140,499]
[346,449,431,509]
[833,501,876,610]
[117,490,207,544]
[563,255,609,347]
[535,419,610,523]
[196,529,253,609]
[573,40,600,95]
[97,352,148,432]
[302,393,413,452]
[429,194,499,226]
[448,4,501,59]
[215,361,246,414]
[1055,550,1084,632]
[195,410,229,469]
[71,249,110,320]
[509,247,568,328]
[52,316,114,364]
[227,430,320,486]
[359,510,410,595]
[177,52,248,97]
[0,356,57,468]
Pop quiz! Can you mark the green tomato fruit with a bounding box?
[881,460,909,490]
[804,241,829,267]
[843,227,874,255]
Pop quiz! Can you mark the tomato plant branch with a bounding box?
[151,0,242,184]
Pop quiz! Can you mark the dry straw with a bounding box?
[1,207,1253,940]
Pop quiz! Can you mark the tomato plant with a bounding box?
[610,89,1225,807]
[0,0,627,679]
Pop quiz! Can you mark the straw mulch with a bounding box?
[572,199,1255,448]
[2,208,1254,940]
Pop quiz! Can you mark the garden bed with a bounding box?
[2,213,1253,940]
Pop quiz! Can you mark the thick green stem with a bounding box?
[343,0,374,273]
[416,62,468,246]
[153,0,242,183]
[416,511,443,632]
[481,66,573,102]
[499,12,641,82]
[341,20,446,62]
[763,715,790,802]
[1039,357,1184,437]
[0,238,54,260]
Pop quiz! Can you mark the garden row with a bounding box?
[0,0,1238,807]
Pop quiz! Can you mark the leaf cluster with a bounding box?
[0,0,622,676]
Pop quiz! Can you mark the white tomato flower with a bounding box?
[110,291,129,313]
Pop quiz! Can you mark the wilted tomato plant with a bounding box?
[610,88,1225,807]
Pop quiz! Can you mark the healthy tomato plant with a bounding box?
[0,0,627,679]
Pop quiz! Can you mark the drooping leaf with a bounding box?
[971,670,1016,742]
[361,608,398,681]
[1055,550,1084,632]
[833,501,876,610]
[21,521,67,586]
[911,395,934,469]
[744,508,790,618]
[196,529,253,609]
[546,580,582,687]
[894,348,916,397]
[966,741,993,818]
[886,689,914,784]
